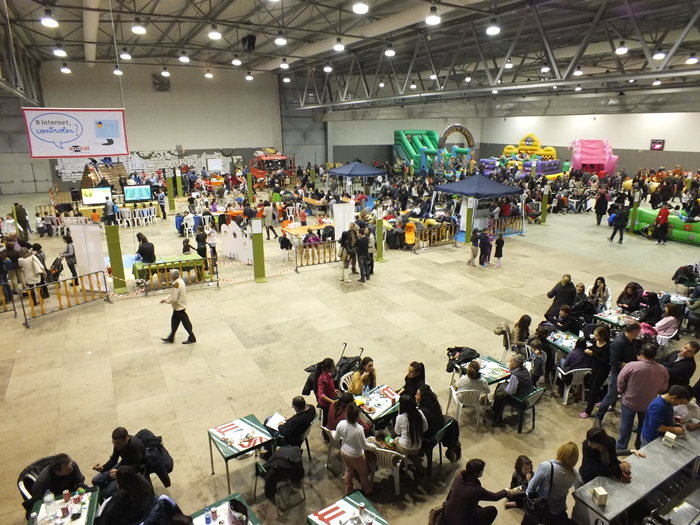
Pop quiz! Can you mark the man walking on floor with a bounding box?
[158,188,167,220]
[161,269,196,344]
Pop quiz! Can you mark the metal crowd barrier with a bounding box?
[1,290,17,318]
[417,224,458,249]
[135,256,219,295]
[35,204,56,216]
[281,176,299,190]
[18,271,111,328]
[294,241,340,269]
[491,216,525,236]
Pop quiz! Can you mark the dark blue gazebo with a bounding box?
[328,162,387,178]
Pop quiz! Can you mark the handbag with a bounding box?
[427,502,445,525]
[228,498,249,525]
[523,462,555,524]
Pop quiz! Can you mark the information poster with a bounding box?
[23,108,129,159]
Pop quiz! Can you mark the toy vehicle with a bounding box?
[249,150,296,179]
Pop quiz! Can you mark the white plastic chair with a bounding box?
[132,208,146,227]
[369,447,404,496]
[320,426,342,470]
[656,328,679,360]
[182,216,195,238]
[445,386,484,425]
[117,209,133,228]
[285,207,296,221]
[148,207,158,225]
[555,367,592,405]
[340,372,354,392]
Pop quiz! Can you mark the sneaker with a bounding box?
[579,412,590,419]
[655,241,661,245]
[481,264,487,268]
[618,240,623,244]
[358,279,365,283]
[592,418,602,429]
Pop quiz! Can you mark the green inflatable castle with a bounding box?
[634,208,700,245]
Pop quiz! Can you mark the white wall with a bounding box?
[41,63,282,152]
[331,117,482,146]
[481,113,700,152]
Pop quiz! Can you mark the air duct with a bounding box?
[83,0,102,67]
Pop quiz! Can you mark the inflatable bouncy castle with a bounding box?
[481,133,566,179]
[570,139,618,175]
[634,208,700,245]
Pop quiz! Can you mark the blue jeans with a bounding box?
[595,370,619,421]
[92,464,120,498]
[616,402,645,450]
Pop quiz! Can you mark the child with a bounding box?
[35,213,46,237]
[4,214,19,236]
[299,208,307,226]
[506,455,533,509]
[90,209,100,224]
[43,212,53,237]
[182,238,193,255]
[494,232,504,268]
[528,340,547,386]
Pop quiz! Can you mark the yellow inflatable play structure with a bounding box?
[482,133,567,180]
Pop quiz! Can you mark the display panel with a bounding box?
[124,185,153,202]
[81,187,112,206]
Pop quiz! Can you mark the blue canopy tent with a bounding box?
[433,175,525,235]
[327,161,387,192]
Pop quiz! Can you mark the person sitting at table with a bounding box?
[327,392,370,435]
[314,358,339,428]
[455,360,490,403]
[179,211,193,237]
[587,276,612,313]
[641,385,692,446]
[333,403,376,495]
[552,305,576,333]
[394,394,428,473]
[260,396,316,460]
[417,384,462,462]
[348,357,376,395]
[135,233,156,264]
[304,227,321,245]
[662,341,699,388]
[397,361,425,398]
[529,327,555,384]
[30,453,88,501]
[641,303,679,337]
[92,427,145,498]
[98,465,155,525]
[528,340,547,386]
[616,282,641,314]
[638,292,663,325]
[491,355,535,423]
[440,458,514,525]
[580,427,642,484]
[559,337,593,370]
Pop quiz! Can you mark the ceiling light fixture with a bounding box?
[464,76,472,82]
[113,65,123,76]
[410,82,417,89]
[552,85,557,89]
[131,17,146,34]
[60,63,71,74]
[179,51,189,63]
[283,76,291,83]
[280,58,289,69]
[629,79,635,83]
[385,43,395,57]
[161,67,170,77]
[616,40,628,55]
[653,47,665,60]
[333,37,345,52]
[208,24,221,40]
[426,5,441,26]
[574,66,583,76]
[687,53,698,65]
[541,64,550,73]
[246,71,254,81]
[504,58,513,69]
[53,44,67,57]
[41,9,59,28]
[379,82,385,88]
[653,78,661,85]
[575,84,582,91]
[274,31,287,46]
[492,89,498,94]
[323,62,333,73]
[430,73,437,80]
[486,18,500,36]
[205,69,213,78]
[120,48,132,60]
[232,55,242,66]
[352,2,369,14]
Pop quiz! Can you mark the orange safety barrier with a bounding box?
[295,241,340,268]
[281,176,299,190]
[141,257,219,293]
[35,204,56,216]
[416,224,457,249]
[18,272,110,328]
[491,216,525,236]
[1,291,16,317]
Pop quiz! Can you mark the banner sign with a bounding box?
[23,108,129,159]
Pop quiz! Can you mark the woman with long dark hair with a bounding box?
[60,235,78,286]
[315,358,338,427]
[394,394,428,471]
[580,326,611,419]
[416,384,444,437]
[99,465,155,525]
[397,361,425,398]
[616,282,641,313]
[587,277,611,313]
[639,292,662,325]
[348,356,376,395]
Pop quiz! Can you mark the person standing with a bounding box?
[545,274,576,319]
[366,227,376,276]
[609,205,628,244]
[615,344,669,450]
[263,201,278,240]
[18,248,45,306]
[594,322,641,428]
[478,229,490,267]
[161,269,196,344]
[655,202,670,245]
[206,221,218,267]
[468,228,479,266]
[580,326,611,419]
[103,196,117,226]
[333,403,376,495]
[494,232,504,268]
[195,226,209,272]
[355,228,370,283]
[14,203,30,240]
[157,188,167,220]
[60,235,78,286]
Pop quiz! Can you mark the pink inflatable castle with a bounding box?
[569,139,618,174]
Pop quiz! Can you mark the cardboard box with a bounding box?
[592,487,608,506]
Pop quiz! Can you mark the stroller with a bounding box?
[302,343,364,396]
[45,257,63,284]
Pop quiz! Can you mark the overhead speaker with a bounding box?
[152,74,170,92]
[242,34,256,51]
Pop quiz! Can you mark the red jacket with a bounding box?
[317,371,336,407]
[656,208,670,225]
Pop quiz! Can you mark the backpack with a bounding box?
[2,257,11,272]
[607,213,616,226]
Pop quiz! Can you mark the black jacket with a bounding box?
[614,208,629,227]
[639,303,663,325]
[101,435,146,473]
[663,351,696,388]
[100,486,154,525]
[278,406,316,447]
[135,429,174,488]
[442,474,507,525]
[580,438,621,484]
[263,447,304,498]
[30,461,87,500]
[594,195,608,215]
[609,333,637,373]
[589,342,611,373]
[546,282,577,319]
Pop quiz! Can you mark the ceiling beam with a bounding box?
[658,4,700,71]
[561,0,609,79]
[531,5,561,80]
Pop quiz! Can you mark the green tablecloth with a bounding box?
[307,491,388,525]
[208,414,273,460]
[190,493,261,525]
[132,253,204,281]
[546,331,579,354]
[29,488,100,525]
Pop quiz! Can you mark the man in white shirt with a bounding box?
[161,270,196,344]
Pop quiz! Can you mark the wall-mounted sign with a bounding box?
[650,139,665,151]
[23,108,129,158]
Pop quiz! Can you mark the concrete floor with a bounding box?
[1,192,698,525]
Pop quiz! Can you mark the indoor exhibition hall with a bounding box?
[3,1,700,525]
